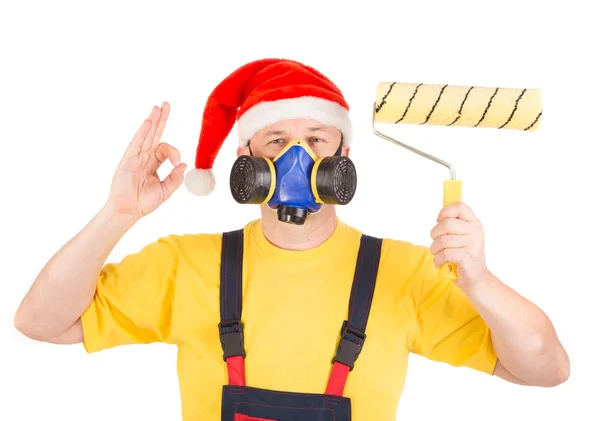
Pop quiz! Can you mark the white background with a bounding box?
[2,0,598,420]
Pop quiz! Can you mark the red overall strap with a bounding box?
[325,362,350,395]
[226,355,246,386]
[326,234,382,396]
[219,230,247,387]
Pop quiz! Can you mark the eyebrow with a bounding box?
[263,126,327,137]
[264,130,287,136]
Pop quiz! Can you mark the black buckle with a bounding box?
[332,322,367,371]
[218,320,246,361]
[341,322,366,342]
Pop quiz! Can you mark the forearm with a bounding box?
[14,204,137,340]
[462,270,569,387]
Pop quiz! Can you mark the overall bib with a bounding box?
[218,229,383,421]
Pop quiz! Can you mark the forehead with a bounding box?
[255,119,340,136]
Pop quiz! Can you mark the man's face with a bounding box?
[237,119,349,160]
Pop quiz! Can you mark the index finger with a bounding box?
[437,202,478,222]
[154,142,181,167]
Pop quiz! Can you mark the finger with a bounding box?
[140,106,162,153]
[161,163,187,198]
[154,142,181,167]
[430,218,473,240]
[125,118,152,155]
[151,102,170,149]
[430,234,469,255]
[433,248,467,269]
[438,202,478,223]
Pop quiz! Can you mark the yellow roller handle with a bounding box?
[442,179,462,280]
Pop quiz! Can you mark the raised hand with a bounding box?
[105,102,187,220]
[429,202,489,290]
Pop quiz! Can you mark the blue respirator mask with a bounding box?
[229,139,357,225]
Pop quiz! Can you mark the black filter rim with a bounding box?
[229,155,272,204]
[314,156,357,205]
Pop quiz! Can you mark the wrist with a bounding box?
[98,202,139,233]
[459,268,499,297]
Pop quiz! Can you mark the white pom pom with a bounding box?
[184,168,215,196]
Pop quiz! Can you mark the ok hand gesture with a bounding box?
[106,102,187,220]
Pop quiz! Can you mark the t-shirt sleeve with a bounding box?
[409,251,498,374]
[80,235,181,353]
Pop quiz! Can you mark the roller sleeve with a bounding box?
[375,82,542,131]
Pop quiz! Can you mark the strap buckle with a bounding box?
[332,322,367,371]
[218,320,246,361]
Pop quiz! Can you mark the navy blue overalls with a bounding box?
[218,229,383,421]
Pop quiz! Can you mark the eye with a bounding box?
[268,138,285,145]
[309,137,325,143]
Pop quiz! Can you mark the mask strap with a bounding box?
[334,136,343,156]
[247,141,253,156]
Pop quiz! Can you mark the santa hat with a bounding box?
[184,58,353,196]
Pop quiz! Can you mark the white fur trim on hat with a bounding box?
[237,96,352,146]
[184,168,215,196]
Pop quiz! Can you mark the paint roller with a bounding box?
[372,82,543,279]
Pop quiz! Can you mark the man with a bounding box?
[14,58,569,421]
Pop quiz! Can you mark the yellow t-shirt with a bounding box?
[81,218,497,421]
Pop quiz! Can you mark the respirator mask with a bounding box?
[229,139,357,225]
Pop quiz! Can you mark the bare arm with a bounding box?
[430,202,569,387]
[14,206,136,343]
[14,102,187,344]
[466,271,570,387]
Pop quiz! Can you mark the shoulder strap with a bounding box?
[218,229,246,386]
[345,234,383,337]
[327,233,383,395]
[220,229,244,330]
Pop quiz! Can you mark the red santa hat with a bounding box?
[184,58,353,196]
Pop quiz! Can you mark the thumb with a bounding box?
[161,163,187,198]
